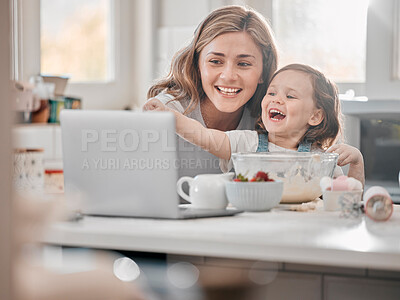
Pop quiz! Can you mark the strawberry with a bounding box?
[233,171,274,182]
[254,171,272,182]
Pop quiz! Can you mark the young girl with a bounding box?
[144,64,365,185]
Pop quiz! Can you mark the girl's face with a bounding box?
[198,31,264,113]
[261,70,322,141]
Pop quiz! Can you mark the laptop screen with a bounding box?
[60,110,181,218]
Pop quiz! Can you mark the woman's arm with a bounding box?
[143,99,231,160]
[326,144,365,186]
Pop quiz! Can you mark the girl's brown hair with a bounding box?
[147,5,278,118]
[256,64,342,149]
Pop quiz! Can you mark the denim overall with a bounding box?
[256,132,311,152]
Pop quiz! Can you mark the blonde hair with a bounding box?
[147,5,278,118]
[256,64,342,149]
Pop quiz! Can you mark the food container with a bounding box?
[13,148,45,192]
[48,97,65,123]
[44,169,64,194]
[322,190,363,211]
[232,152,338,203]
[64,96,82,109]
[31,99,50,123]
[225,180,283,211]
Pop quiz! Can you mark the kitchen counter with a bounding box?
[42,203,400,271]
[341,99,400,118]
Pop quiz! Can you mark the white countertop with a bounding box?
[43,204,400,271]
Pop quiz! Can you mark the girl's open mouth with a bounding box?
[216,86,242,96]
[269,109,286,121]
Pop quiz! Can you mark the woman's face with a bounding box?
[198,31,264,113]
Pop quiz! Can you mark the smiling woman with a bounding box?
[145,5,278,177]
[147,5,278,131]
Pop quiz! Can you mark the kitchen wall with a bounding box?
[365,0,400,99]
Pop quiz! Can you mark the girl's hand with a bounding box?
[326,143,365,186]
[326,144,363,167]
[142,98,168,112]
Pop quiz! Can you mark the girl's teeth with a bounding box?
[269,109,286,120]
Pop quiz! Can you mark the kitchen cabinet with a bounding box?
[324,275,400,300]
[254,272,322,300]
[167,255,400,300]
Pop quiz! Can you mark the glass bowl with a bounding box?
[231,152,339,203]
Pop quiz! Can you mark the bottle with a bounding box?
[363,186,393,221]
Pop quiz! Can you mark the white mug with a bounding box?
[176,173,234,209]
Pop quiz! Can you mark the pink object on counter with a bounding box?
[320,176,363,193]
[331,176,349,191]
[329,175,363,191]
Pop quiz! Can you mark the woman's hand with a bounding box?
[326,143,365,186]
[142,98,169,112]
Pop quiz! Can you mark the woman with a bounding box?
[146,5,278,176]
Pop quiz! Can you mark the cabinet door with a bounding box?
[257,272,322,300]
[324,275,400,300]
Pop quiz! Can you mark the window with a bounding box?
[393,0,400,80]
[40,0,113,82]
[272,0,369,83]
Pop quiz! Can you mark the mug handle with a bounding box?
[176,176,193,203]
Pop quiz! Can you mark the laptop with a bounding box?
[60,110,242,219]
